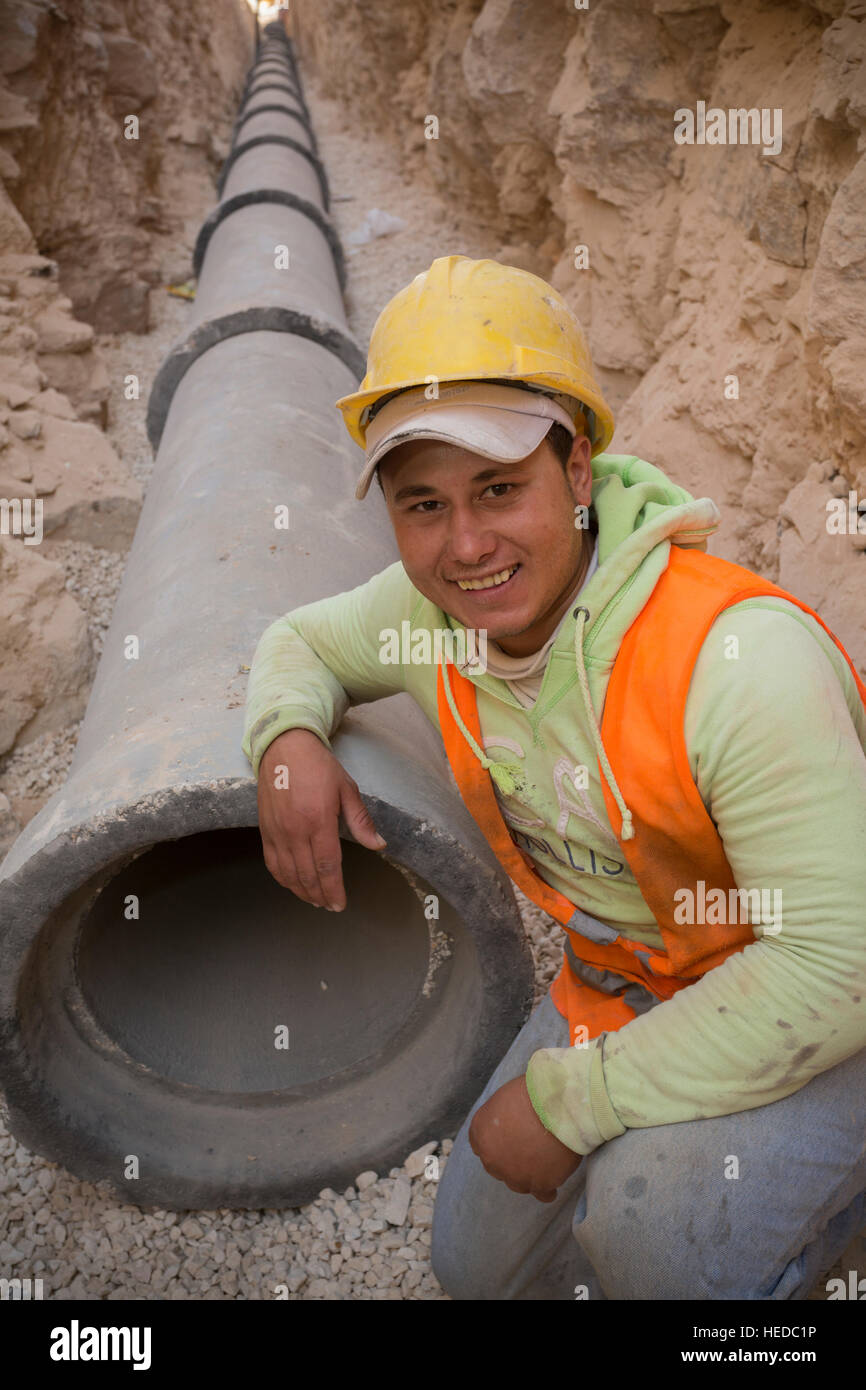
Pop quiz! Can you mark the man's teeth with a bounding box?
[457,565,518,591]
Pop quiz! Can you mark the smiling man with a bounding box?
[366,380,595,661]
[242,255,866,1300]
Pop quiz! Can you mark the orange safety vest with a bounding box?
[436,547,866,1046]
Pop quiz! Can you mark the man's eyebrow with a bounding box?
[393,482,438,501]
[393,459,529,502]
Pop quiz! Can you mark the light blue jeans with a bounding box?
[431,959,866,1300]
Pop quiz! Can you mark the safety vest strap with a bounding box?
[549,965,638,1044]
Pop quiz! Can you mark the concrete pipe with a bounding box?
[241,71,309,113]
[154,133,349,448]
[232,106,317,155]
[241,76,305,112]
[248,53,296,72]
[238,81,309,115]
[243,76,306,111]
[246,57,299,82]
[255,50,296,73]
[219,77,325,210]
[234,99,313,152]
[242,66,303,97]
[0,34,533,1210]
[218,136,328,208]
[260,23,295,54]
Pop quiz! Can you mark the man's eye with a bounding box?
[484,483,512,497]
[411,499,441,513]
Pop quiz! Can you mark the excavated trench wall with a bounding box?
[292,0,866,681]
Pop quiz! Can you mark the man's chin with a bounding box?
[424,582,536,637]
[448,607,535,641]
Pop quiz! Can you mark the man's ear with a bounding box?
[566,434,593,505]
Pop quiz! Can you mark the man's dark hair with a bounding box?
[545,420,575,470]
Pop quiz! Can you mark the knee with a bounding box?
[573,1150,784,1299]
[429,1157,503,1301]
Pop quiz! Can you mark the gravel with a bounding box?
[0,1129,463,1300]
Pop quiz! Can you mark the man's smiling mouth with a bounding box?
[454,564,520,591]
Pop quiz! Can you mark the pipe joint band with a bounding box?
[193,190,345,286]
[147,307,366,451]
[232,103,317,151]
[217,134,329,208]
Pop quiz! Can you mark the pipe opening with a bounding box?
[71,828,449,1092]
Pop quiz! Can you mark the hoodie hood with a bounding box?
[584,451,719,588]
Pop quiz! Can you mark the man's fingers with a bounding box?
[290,841,331,908]
[309,826,346,911]
[340,779,387,850]
[262,840,296,892]
[263,844,310,902]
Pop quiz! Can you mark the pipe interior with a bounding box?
[74,828,441,1092]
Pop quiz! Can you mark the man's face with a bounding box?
[379,432,593,657]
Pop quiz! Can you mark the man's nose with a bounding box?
[446,510,498,566]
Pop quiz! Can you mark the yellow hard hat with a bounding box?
[336,254,615,456]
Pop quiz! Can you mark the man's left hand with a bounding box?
[468,1075,582,1202]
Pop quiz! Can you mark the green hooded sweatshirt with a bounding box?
[242,453,866,1156]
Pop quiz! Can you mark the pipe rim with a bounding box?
[217,133,329,207]
[192,190,345,286]
[241,82,309,120]
[145,307,366,452]
[243,67,302,96]
[232,103,317,153]
[0,783,532,1209]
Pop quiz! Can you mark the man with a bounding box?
[242,255,866,1300]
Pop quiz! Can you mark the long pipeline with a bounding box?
[0,21,533,1210]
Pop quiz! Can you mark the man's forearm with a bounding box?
[243,620,349,776]
[525,926,866,1157]
[242,562,417,776]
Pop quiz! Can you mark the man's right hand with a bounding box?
[257,727,386,911]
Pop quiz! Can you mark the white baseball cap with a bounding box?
[354,380,587,500]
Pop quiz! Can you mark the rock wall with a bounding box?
[1,0,254,331]
[0,0,254,847]
[292,0,866,677]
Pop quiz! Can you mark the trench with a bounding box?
[0,19,533,1209]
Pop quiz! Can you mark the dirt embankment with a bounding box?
[293,0,866,682]
[0,0,252,848]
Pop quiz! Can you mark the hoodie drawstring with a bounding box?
[440,606,636,843]
[572,606,634,841]
[440,658,525,796]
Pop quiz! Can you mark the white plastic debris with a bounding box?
[346,208,408,246]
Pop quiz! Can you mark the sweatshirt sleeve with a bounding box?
[241,561,417,776]
[525,599,866,1156]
